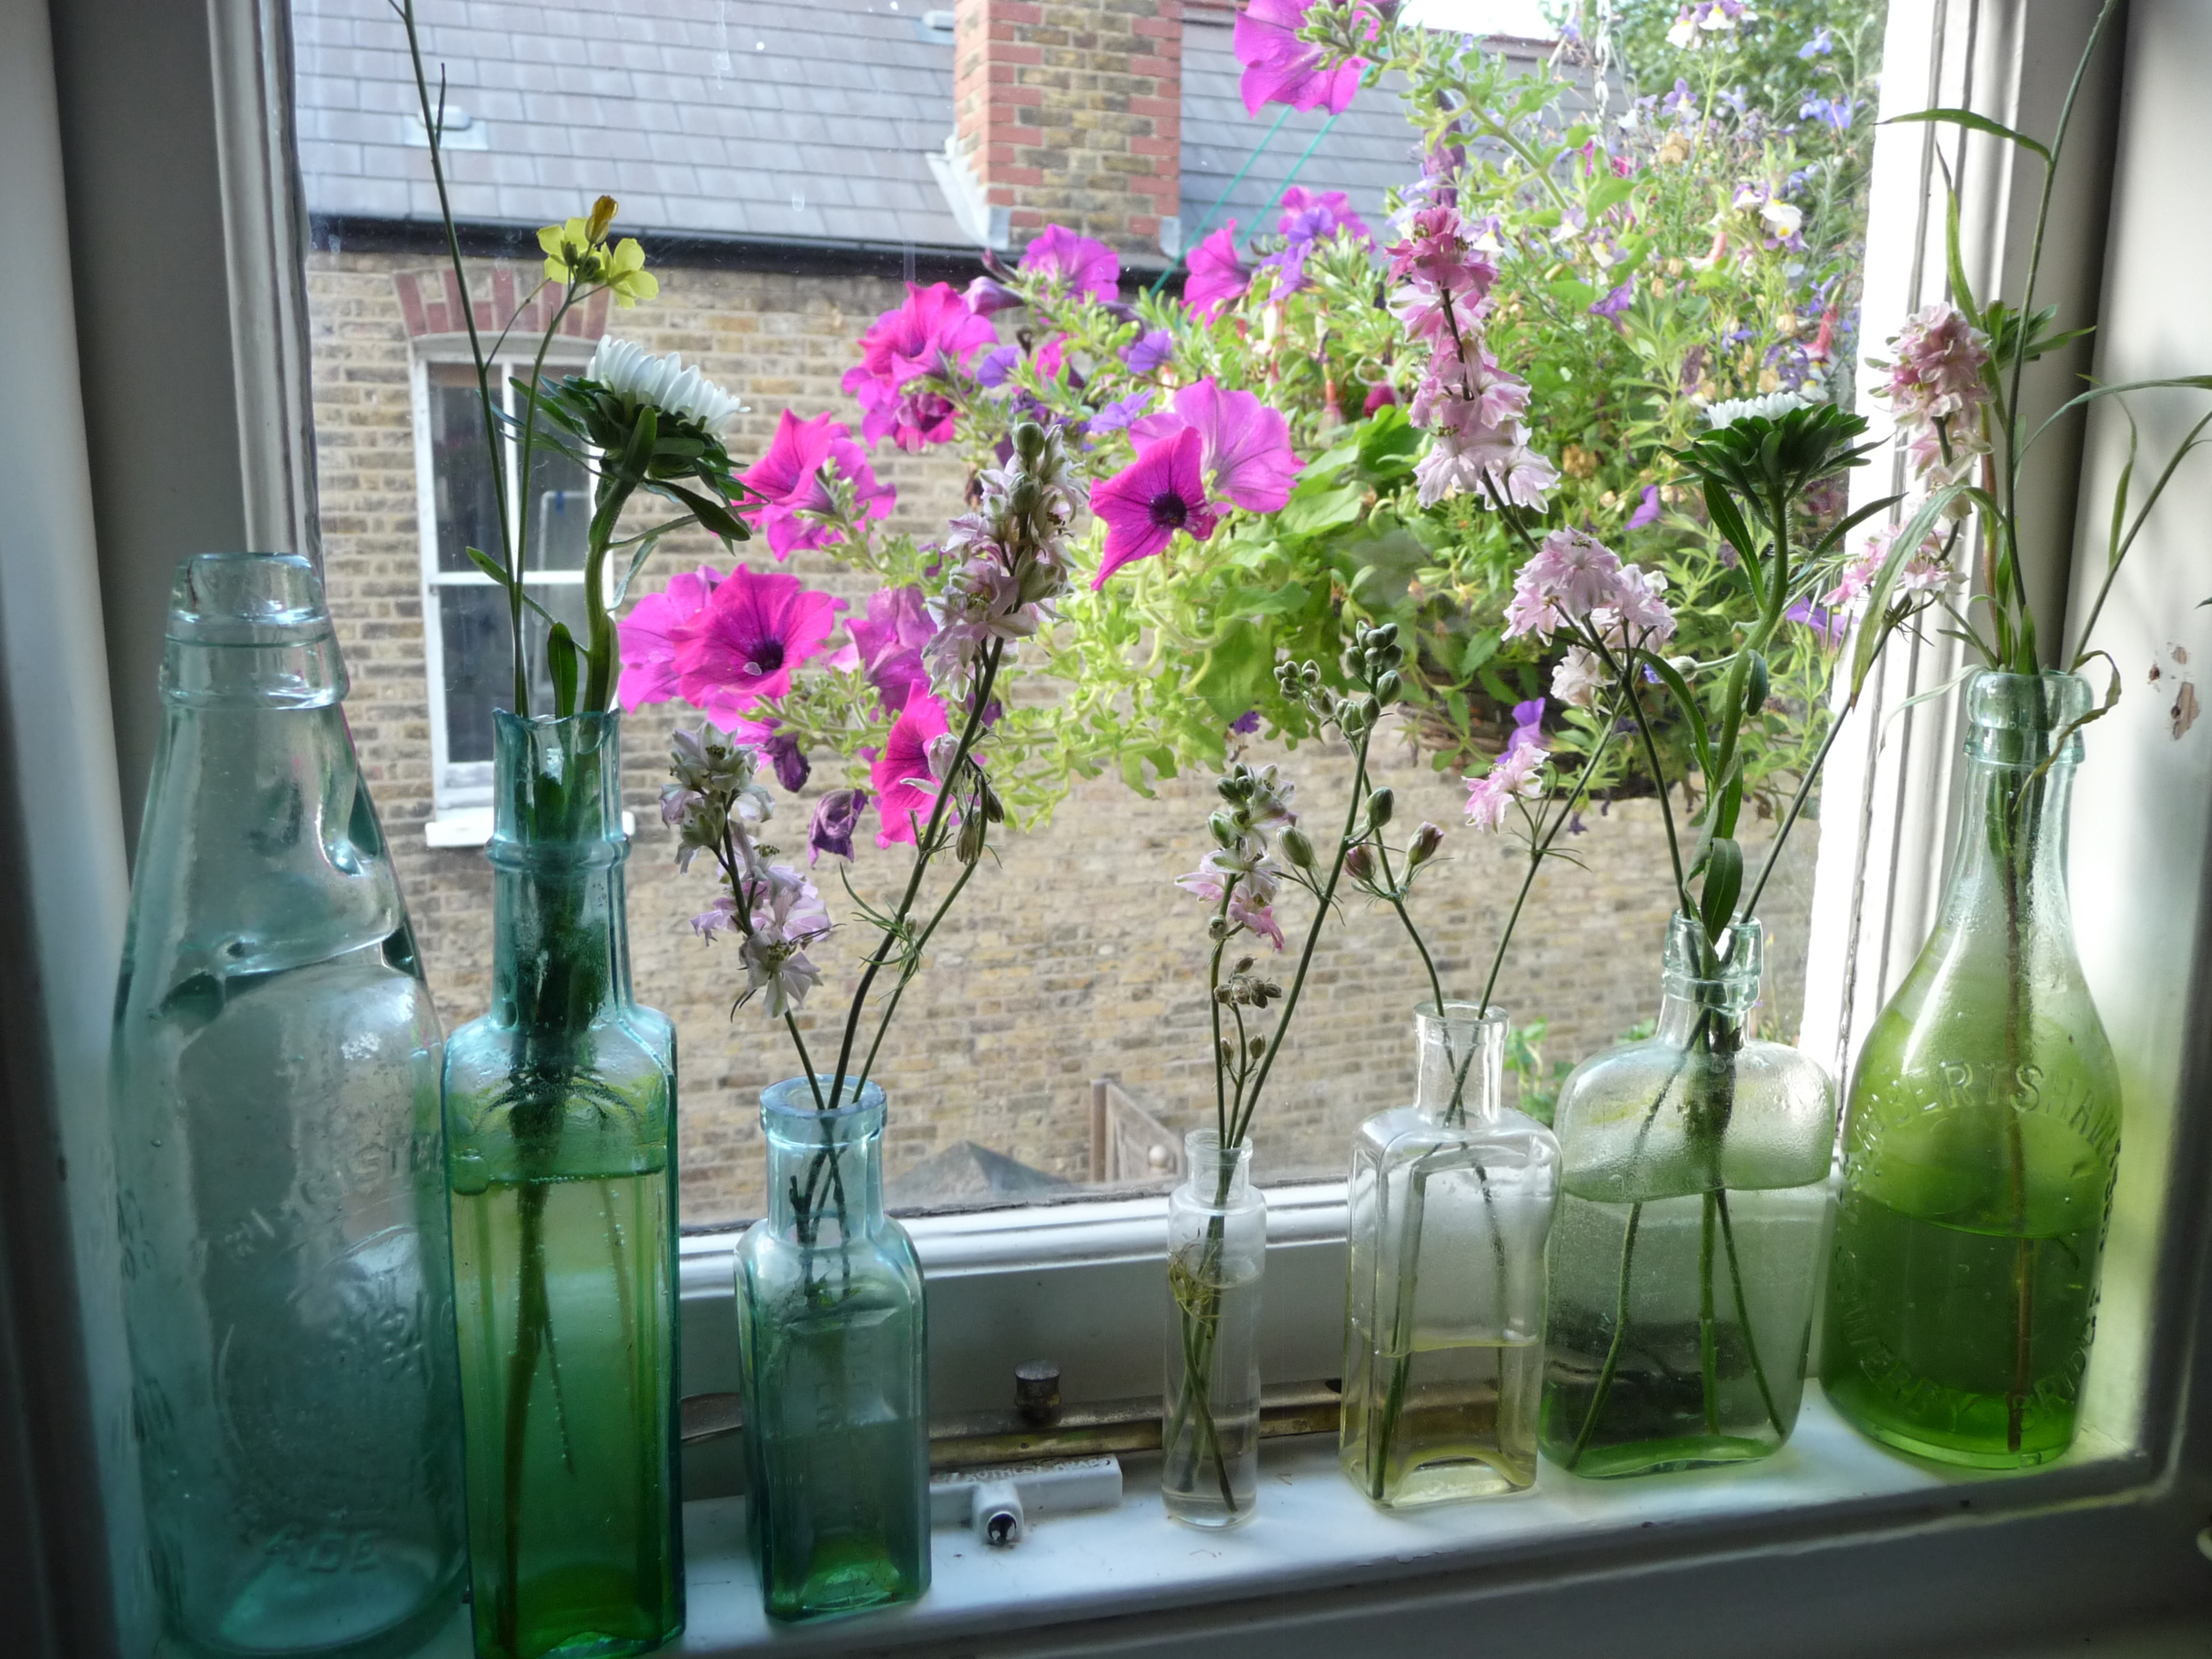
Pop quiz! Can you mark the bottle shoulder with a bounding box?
[1352,1103,1561,1170]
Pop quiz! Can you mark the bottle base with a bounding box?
[1343,1450,1535,1509]
[1163,1498,1257,1530]
[762,1543,929,1624]
[1825,1380,2076,1470]
[1544,1432,1779,1480]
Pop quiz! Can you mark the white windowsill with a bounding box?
[663,1394,2137,1657]
[424,807,637,848]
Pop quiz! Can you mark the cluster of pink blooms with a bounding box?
[1878,300,1993,498]
[738,409,894,558]
[1823,520,1957,618]
[1463,739,1548,833]
[1089,379,1303,586]
[1384,200,1559,511]
[1233,0,1373,119]
[1178,763,1301,951]
[1183,187,1373,321]
[618,563,844,736]
[841,281,998,451]
[1502,527,1677,711]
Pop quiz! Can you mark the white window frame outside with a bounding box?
[409,336,600,833]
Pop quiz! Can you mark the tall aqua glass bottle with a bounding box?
[736,1079,931,1622]
[443,710,681,1659]
[112,552,465,1658]
[1824,671,2121,1467]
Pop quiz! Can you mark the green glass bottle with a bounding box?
[736,1079,931,1621]
[443,710,681,1658]
[112,553,465,1658]
[1823,671,2121,1467]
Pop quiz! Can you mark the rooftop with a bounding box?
[292,0,1552,262]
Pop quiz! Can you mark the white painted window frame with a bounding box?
[408,335,599,829]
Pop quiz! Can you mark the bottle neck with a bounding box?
[1182,1130,1254,1210]
[1414,1002,1505,1123]
[1935,674,2084,950]
[762,1079,887,1240]
[1655,912,1763,1050]
[489,711,634,1028]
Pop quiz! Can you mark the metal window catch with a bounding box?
[929,1456,1122,1547]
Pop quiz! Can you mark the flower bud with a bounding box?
[1374,669,1402,704]
[1014,421,1048,464]
[1362,695,1382,725]
[1235,956,1256,975]
[1409,821,1445,867]
[1248,1036,1267,1059]
[1371,622,1399,649]
[1367,787,1395,828]
[1279,826,1317,869]
[957,812,987,865]
[1210,810,1239,849]
[585,194,618,243]
[1344,842,1377,883]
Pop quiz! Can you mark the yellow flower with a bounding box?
[539,216,595,284]
[601,237,658,308]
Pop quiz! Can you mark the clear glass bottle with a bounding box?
[1162,1130,1265,1527]
[735,1078,931,1621]
[1824,671,2121,1467]
[1539,916,1836,1479]
[111,552,465,1658]
[1340,1003,1557,1507]
[442,710,681,1659]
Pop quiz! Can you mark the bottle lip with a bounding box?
[165,552,333,646]
[759,1075,887,1126]
[1964,668,2093,731]
[1183,1127,1254,1164]
[1415,999,1506,1026]
[494,708,622,737]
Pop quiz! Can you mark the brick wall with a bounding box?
[955,0,1183,255]
[305,247,1817,1225]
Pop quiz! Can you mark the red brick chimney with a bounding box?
[950,0,1183,263]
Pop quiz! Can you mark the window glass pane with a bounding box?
[426,363,502,575]
[436,583,593,769]
[297,0,1886,1227]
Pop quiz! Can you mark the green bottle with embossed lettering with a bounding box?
[1823,671,2121,1467]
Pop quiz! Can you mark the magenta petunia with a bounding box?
[739,409,895,558]
[1130,379,1302,513]
[848,585,937,714]
[841,281,997,450]
[1182,222,1251,321]
[1090,426,1219,588]
[617,564,720,713]
[669,563,841,728]
[872,691,953,847]
[1233,0,1367,118]
[1019,225,1121,301]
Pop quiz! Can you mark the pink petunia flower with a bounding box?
[1233,0,1367,117]
[848,585,937,715]
[670,564,841,728]
[739,409,895,559]
[1182,222,1251,321]
[618,564,721,712]
[872,690,954,847]
[841,282,998,449]
[1129,379,1302,513]
[1090,426,1219,588]
[1019,225,1121,301]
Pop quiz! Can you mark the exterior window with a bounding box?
[419,358,594,811]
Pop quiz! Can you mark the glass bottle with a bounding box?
[1340,1003,1557,1508]
[442,710,681,1659]
[1162,1130,1265,1527]
[1823,671,2121,1467]
[111,552,465,1658]
[735,1078,931,1622]
[1539,916,1836,1479]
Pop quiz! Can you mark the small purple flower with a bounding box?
[808,787,869,864]
[1505,696,1547,757]
[764,730,810,793]
[1590,278,1634,319]
[1627,485,1663,529]
[1087,389,1156,435]
[1800,26,1834,58]
[1663,78,1698,122]
[1801,95,1855,130]
[1120,328,1173,375]
[976,343,1021,389]
[1230,709,1263,735]
[1786,597,1849,648]
[965,274,1022,316]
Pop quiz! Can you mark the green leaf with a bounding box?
[1460,629,1501,677]
[463,545,514,588]
[1640,652,1715,780]
[1809,494,1904,561]
[659,481,749,543]
[546,621,580,718]
[1701,478,1762,570]
[1277,481,1363,536]
[1941,157,1978,326]
[1586,175,1633,217]
[1550,278,1601,311]
[1886,107,2052,165]
[1698,837,1743,941]
[1228,580,1310,618]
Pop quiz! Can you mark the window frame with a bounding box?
[408,337,601,819]
[6,0,2210,1655]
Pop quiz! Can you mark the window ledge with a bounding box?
[664,1395,2143,1657]
[424,806,636,848]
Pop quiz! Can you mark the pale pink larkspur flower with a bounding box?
[1465,742,1548,833]
[1550,645,1606,710]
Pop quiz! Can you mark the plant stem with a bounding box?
[1699,1191,1721,1437]
[855,856,982,1098]
[1567,1201,1642,1471]
[1479,718,1617,1010]
[1715,1189,1785,1436]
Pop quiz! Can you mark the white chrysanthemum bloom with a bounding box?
[588,337,741,429]
[1701,389,1814,428]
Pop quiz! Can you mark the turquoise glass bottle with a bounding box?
[1824,671,2122,1466]
[111,552,465,1657]
[442,710,681,1659]
[735,1079,931,1621]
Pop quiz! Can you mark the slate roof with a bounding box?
[291,0,1553,259]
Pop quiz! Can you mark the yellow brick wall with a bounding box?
[306,248,1818,1225]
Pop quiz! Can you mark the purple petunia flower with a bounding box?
[1229,709,1263,735]
[1591,278,1635,319]
[1087,389,1156,435]
[763,730,810,793]
[1183,221,1252,321]
[808,787,869,864]
[1260,186,1373,293]
[964,274,1022,315]
[1090,426,1219,588]
[841,281,998,451]
[1233,0,1368,117]
[1019,225,1121,301]
[739,408,896,559]
[1627,485,1663,529]
[1505,696,1548,757]
[1130,378,1302,513]
[669,563,843,729]
[1120,327,1173,375]
[871,692,954,847]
